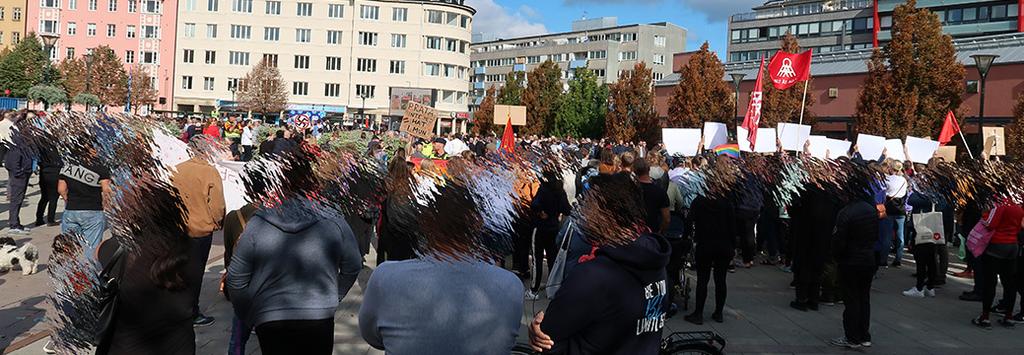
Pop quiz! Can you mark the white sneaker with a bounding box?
[860,341,872,347]
[925,288,936,297]
[525,290,540,300]
[43,340,56,354]
[902,287,925,298]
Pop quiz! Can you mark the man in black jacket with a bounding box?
[829,195,881,349]
[5,125,33,234]
[34,140,63,226]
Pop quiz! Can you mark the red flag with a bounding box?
[500,114,515,155]
[768,50,812,90]
[741,57,766,151]
[938,110,961,146]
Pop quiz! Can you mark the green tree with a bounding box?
[854,0,964,138]
[553,67,607,138]
[73,93,101,108]
[472,85,497,135]
[0,33,48,97]
[497,71,525,105]
[27,84,66,109]
[759,33,816,127]
[522,60,562,136]
[667,42,732,128]
[58,56,87,98]
[90,46,129,107]
[606,62,657,144]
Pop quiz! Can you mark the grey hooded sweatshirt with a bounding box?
[226,199,362,328]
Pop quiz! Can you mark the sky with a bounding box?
[465,0,765,57]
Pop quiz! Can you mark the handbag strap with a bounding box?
[559,222,573,250]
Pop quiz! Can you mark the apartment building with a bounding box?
[27,0,178,112]
[0,0,26,51]
[174,0,474,131]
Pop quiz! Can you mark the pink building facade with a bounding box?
[27,0,177,111]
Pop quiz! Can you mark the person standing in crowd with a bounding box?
[170,144,226,327]
[226,198,362,355]
[5,122,33,234]
[789,185,840,311]
[240,120,256,161]
[220,202,258,355]
[34,138,63,227]
[884,161,909,267]
[377,149,417,263]
[734,171,764,268]
[427,138,449,160]
[526,169,572,300]
[202,118,221,138]
[829,190,881,349]
[686,171,737,325]
[972,200,1023,329]
[635,159,669,235]
[529,173,671,354]
[958,198,985,301]
[272,129,298,155]
[902,190,941,298]
[59,144,113,256]
[0,111,15,165]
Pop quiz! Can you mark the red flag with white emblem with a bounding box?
[741,57,766,151]
[768,50,812,90]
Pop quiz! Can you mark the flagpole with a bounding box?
[798,80,809,125]
[959,130,975,160]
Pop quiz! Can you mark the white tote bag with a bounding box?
[913,205,946,245]
[545,221,574,299]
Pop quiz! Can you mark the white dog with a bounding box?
[0,237,39,275]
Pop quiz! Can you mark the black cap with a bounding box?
[432,138,447,144]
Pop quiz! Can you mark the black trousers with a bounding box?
[256,318,334,355]
[735,209,759,263]
[241,145,254,161]
[694,248,732,314]
[532,226,558,291]
[6,174,28,228]
[36,173,59,223]
[977,253,1017,317]
[187,235,213,317]
[936,244,949,283]
[913,243,938,290]
[839,264,876,344]
[1001,254,1024,314]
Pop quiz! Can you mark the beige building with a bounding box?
[0,0,26,51]
[174,0,474,131]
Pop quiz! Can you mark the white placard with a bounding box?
[905,136,940,164]
[883,139,907,162]
[777,123,812,152]
[807,135,828,159]
[151,129,190,171]
[826,139,852,158]
[662,128,702,156]
[737,127,752,152]
[703,122,729,150]
[755,128,777,153]
[855,134,886,161]
[216,160,249,212]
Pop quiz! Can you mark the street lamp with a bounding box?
[971,54,998,156]
[229,86,237,103]
[730,73,746,124]
[39,33,59,84]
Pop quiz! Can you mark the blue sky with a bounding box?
[466,0,764,57]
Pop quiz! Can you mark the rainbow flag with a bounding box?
[713,144,740,159]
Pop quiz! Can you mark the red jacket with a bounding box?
[984,203,1024,245]
[203,123,221,138]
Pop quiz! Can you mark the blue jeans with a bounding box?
[889,216,906,263]
[61,210,107,258]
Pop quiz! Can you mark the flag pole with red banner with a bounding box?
[741,57,767,152]
[768,50,813,124]
[938,110,973,159]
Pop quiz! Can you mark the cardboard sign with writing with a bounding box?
[493,105,527,126]
[936,146,957,162]
[982,126,1005,156]
[400,101,438,139]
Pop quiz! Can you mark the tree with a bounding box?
[73,93,101,107]
[522,60,562,136]
[553,67,607,138]
[472,85,497,135]
[27,84,66,109]
[1007,93,1024,159]
[496,71,525,105]
[759,33,816,128]
[0,33,48,97]
[58,56,87,98]
[237,58,289,117]
[90,46,129,107]
[126,64,157,113]
[854,0,964,138]
[667,42,733,128]
[606,62,658,144]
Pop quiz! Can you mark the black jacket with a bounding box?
[37,142,63,175]
[691,194,737,254]
[541,233,671,355]
[4,137,32,178]
[833,200,880,267]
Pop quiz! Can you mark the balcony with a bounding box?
[731,0,872,22]
[513,64,526,72]
[474,66,486,75]
[569,60,588,69]
[473,82,485,90]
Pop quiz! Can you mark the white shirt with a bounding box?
[885,174,908,198]
[241,126,254,146]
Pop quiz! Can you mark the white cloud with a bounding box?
[467,0,549,39]
[561,0,763,23]
[517,5,541,20]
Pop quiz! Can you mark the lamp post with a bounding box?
[730,73,746,124]
[229,86,237,103]
[39,33,59,85]
[971,54,998,156]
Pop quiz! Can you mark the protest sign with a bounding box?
[807,135,828,159]
[937,146,957,162]
[754,128,777,153]
[662,128,702,156]
[151,129,190,171]
[884,139,906,161]
[856,134,886,160]
[905,136,940,164]
[737,127,752,152]
[826,139,852,158]
[982,127,1005,156]
[777,123,811,151]
[399,101,438,139]
[216,160,249,212]
[493,105,526,126]
[703,122,728,150]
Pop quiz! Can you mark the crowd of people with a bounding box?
[5,109,1022,355]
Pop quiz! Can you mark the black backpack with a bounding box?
[92,244,128,351]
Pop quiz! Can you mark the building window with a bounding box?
[324,83,341,97]
[292,81,308,96]
[526,56,540,64]
[355,84,375,98]
[263,53,277,67]
[392,7,407,21]
[231,0,251,13]
[229,51,249,65]
[356,58,376,72]
[358,32,377,46]
[108,0,116,11]
[66,47,75,58]
[446,38,458,52]
[230,24,251,39]
[325,56,342,70]
[182,76,193,90]
[141,51,157,64]
[426,10,442,24]
[184,0,194,11]
[654,35,666,47]
[40,20,59,34]
[204,50,216,64]
[622,32,637,42]
[619,51,637,61]
[424,63,439,76]
[0,8,4,21]
[593,69,605,77]
[461,15,470,28]
[390,34,406,48]
[125,50,134,63]
[127,0,136,12]
[41,0,59,8]
[446,12,458,26]
[183,23,194,38]
[389,60,405,74]
[207,0,217,11]
[264,27,279,41]
[227,78,239,91]
[296,2,311,16]
[11,32,18,43]
[142,25,158,38]
[206,24,217,38]
[142,0,158,12]
[203,77,215,91]
[104,24,114,37]
[327,3,343,18]
[588,50,606,59]
[67,22,76,35]
[88,0,96,10]
[359,5,378,19]
[295,28,310,43]
[653,54,665,65]
[326,30,342,44]
[183,49,194,63]
[265,0,279,14]
[87,23,96,36]
[425,36,442,49]
[293,55,309,69]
